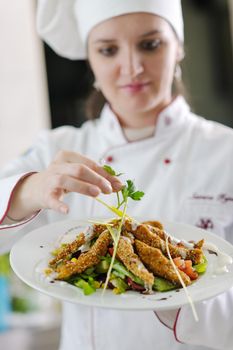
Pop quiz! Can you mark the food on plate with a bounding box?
[47,217,206,295]
[45,166,207,295]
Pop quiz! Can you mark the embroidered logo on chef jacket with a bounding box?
[196,218,214,230]
[178,192,233,240]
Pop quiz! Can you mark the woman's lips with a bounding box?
[120,82,150,93]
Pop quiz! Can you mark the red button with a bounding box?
[164,158,171,164]
[106,156,114,163]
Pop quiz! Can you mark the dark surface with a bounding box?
[44,44,93,128]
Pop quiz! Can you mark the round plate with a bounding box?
[10,219,233,311]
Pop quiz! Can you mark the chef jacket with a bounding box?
[1,96,233,350]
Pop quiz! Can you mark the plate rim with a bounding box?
[10,218,233,311]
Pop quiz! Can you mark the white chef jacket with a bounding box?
[1,96,233,350]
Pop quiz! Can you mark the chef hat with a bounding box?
[37,0,184,60]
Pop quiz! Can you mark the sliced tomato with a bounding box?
[179,259,192,271]
[173,257,181,265]
[174,258,198,280]
[184,260,192,268]
[182,266,198,280]
[173,257,185,268]
[182,260,198,280]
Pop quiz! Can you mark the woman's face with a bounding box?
[88,13,183,125]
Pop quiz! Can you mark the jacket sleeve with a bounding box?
[155,288,233,349]
[0,129,54,254]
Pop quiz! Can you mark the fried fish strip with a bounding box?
[122,230,135,244]
[142,220,169,241]
[56,230,111,280]
[147,225,204,251]
[92,223,108,235]
[194,239,204,249]
[142,220,164,230]
[49,233,86,267]
[135,240,191,286]
[50,223,107,267]
[146,225,168,241]
[116,237,154,287]
[125,220,203,264]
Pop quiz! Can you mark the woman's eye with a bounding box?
[140,39,161,51]
[98,46,118,56]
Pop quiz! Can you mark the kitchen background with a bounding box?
[0,0,233,349]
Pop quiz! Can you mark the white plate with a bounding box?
[10,219,233,311]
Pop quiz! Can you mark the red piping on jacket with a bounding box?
[0,172,40,228]
[173,308,184,343]
[153,311,173,330]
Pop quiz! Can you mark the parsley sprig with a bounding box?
[94,165,144,295]
[102,165,144,210]
[95,166,144,217]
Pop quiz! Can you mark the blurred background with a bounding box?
[0,0,233,349]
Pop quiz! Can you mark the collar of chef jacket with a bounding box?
[97,95,191,146]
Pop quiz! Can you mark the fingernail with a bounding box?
[102,182,113,194]
[89,186,101,197]
[112,181,123,191]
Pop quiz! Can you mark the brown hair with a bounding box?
[85,88,106,119]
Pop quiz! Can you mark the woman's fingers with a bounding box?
[44,150,124,215]
[52,151,123,192]
[46,176,103,214]
[54,175,102,197]
[53,150,123,191]
[9,151,124,218]
[50,163,113,194]
[47,193,69,214]
[94,165,123,192]
[53,150,98,167]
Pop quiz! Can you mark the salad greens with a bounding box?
[50,165,207,299]
[193,256,208,274]
[67,255,178,295]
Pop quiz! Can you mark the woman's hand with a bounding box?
[7,151,123,220]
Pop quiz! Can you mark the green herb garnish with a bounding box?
[102,165,144,210]
[103,165,123,177]
[95,166,145,295]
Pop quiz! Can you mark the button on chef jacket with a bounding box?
[1,96,233,350]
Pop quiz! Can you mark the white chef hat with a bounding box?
[37,0,184,60]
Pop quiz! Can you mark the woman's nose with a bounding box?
[120,51,144,78]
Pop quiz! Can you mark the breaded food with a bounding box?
[142,220,164,230]
[122,229,135,244]
[49,233,86,267]
[125,220,203,264]
[116,237,154,287]
[50,223,110,267]
[142,220,166,241]
[194,239,204,249]
[93,223,109,235]
[135,240,191,287]
[56,230,111,280]
[146,225,168,241]
[93,219,122,234]
[147,224,204,251]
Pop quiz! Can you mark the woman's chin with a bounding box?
[118,101,158,116]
